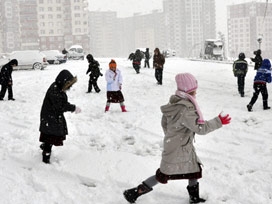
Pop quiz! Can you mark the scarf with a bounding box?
[175,90,205,124]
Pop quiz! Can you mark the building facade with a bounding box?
[0,0,21,53]
[0,0,89,53]
[163,0,216,57]
[227,2,272,58]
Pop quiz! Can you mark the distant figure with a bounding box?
[132,49,144,74]
[250,49,262,70]
[86,54,102,93]
[105,59,127,112]
[0,59,18,101]
[62,48,68,55]
[233,52,248,97]
[144,48,151,68]
[153,48,165,85]
[39,70,81,164]
[247,59,271,112]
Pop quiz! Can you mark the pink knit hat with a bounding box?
[175,73,198,93]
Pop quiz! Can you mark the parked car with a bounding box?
[0,50,48,70]
[67,45,84,60]
[42,50,67,64]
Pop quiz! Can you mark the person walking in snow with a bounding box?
[247,59,271,112]
[0,59,18,101]
[144,48,151,68]
[153,47,165,85]
[105,59,127,112]
[233,52,248,97]
[86,54,103,93]
[132,49,144,74]
[123,73,231,204]
[250,49,262,70]
[39,69,81,164]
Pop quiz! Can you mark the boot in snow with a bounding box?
[105,106,110,112]
[263,101,271,110]
[42,152,51,164]
[121,105,127,112]
[187,182,206,204]
[123,182,152,203]
[247,104,253,112]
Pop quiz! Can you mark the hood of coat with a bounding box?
[261,59,271,69]
[55,69,77,91]
[161,95,193,116]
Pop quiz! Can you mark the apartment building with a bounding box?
[0,0,89,53]
[163,0,216,57]
[89,11,118,57]
[38,0,89,51]
[19,0,39,50]
[0,0,21,53]
[227,1,272,58]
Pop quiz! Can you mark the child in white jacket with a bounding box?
[105,59,127,112]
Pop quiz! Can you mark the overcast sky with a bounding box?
[88,0,263,35]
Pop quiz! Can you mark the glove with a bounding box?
[74,107,81,114]
[218,113,231,125]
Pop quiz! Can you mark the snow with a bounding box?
[1,58,272,204]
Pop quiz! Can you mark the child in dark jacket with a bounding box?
[123,73,231,204]
[250,49,262,70]
[247,59,272,112]
[39,69,81,164]
[0,59,18,101]
[233,52,248,97]
[86,54,102,93]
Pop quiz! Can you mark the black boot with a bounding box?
[247,104,253,112]
[41,143,52,164]
[187,182,206,204]
[263,101,271,110]
[123,182,152,203]
[42,152,51,164]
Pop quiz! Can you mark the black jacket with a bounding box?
[251,54,262,70]
[39,70,76,136]
[86,59,101,78]
[0,59,17,85]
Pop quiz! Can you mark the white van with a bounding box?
[3,50,48,70]
[67,45,84,60]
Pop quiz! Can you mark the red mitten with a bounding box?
[218,113,231,125]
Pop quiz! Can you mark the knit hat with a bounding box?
[175,73,198,93]
[109,59,116,69]
[175,73,204,124]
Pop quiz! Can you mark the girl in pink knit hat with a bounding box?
[123,73,231,204]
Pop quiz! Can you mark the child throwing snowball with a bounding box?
[39,69,81,164]
[123,73,231,204]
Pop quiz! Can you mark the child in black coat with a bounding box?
[39,69,81,163]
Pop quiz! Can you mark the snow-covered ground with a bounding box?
[0,58,271,204]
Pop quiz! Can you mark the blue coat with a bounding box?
[254,59,271,84]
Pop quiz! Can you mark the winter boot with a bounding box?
[123,182,152,203]
[121,105,127,112]
[187,182,206,204]
[40,143,45,150]
[247,104,253,112]
[105,106,110,112]
[42,152,51,164]
[263,101,271,110]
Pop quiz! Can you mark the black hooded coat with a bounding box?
[39,70,77,137]
[0,59,18,85]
